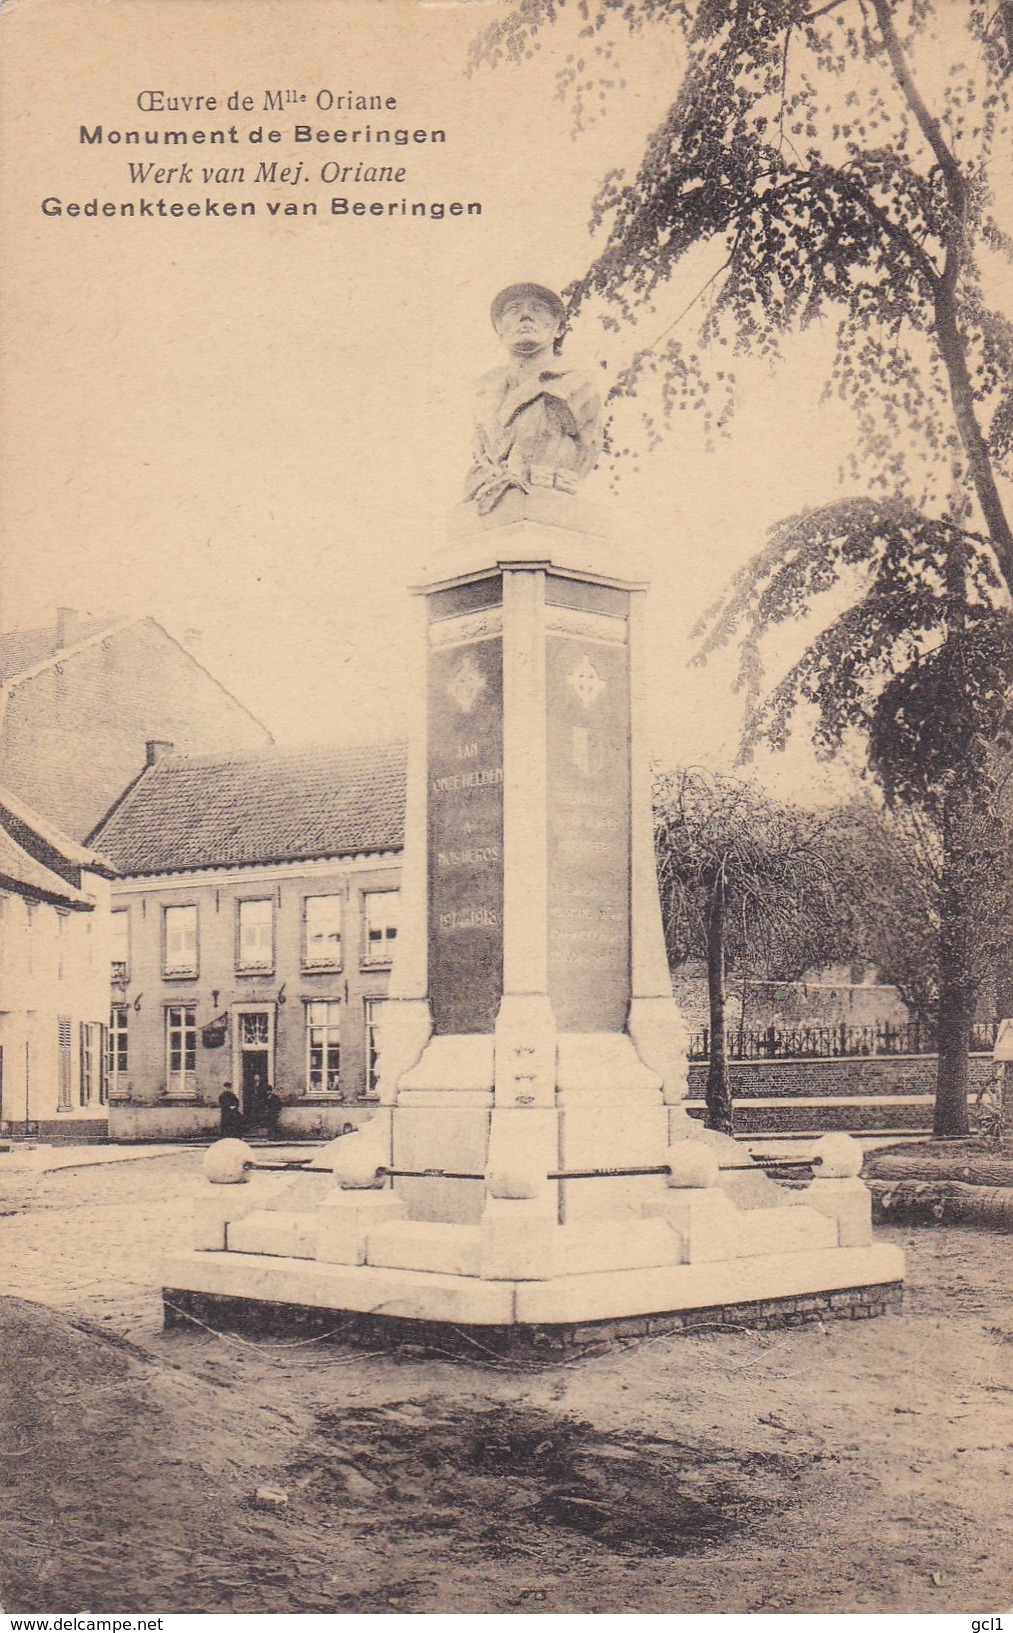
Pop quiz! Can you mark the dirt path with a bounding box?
[1,1154,1010,1613]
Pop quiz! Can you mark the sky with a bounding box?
[0,0,943,804]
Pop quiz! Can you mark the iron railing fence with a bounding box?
[688,1018,1000,1062]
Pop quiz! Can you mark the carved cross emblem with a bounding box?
[448,653,486,713]
[567,653,605,709]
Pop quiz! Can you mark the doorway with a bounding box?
[235,1009,273,1126]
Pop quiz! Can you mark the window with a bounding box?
[57,1017,72,1111]
[239,1011,270,1048]
[108,1006,128,1098]
[97,1026,108,1105]
[79,1022,105,1106]
[364,998,384,1099]
[237,898,274,973]
[303,894,342,970]
[111,909,129,982]
[166,1005,197,1096]
[164,905,198,977]
[363,890,399,966]
[80,1022,93,1106]
[306,1001,341,1094]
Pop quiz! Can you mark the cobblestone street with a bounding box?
[1,1151,202,1338]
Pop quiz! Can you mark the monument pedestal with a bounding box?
[389,495,684,1238]
[163,496,903,1337]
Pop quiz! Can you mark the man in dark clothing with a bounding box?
[218,1083,242,1138]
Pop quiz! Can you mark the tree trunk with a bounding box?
[705,870,734,1135]
[868,1155,1013,1186]
[934,795,974,1137]
[871,1179,1013,1230]
[935,980,973,1137]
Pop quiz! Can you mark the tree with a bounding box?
[654,765,860,1132]
[836,794,1013,1038]
[471,1,1013,585]
[841,801,942,1027]
[694,499,1013,1133]
[472,0,1013,1133]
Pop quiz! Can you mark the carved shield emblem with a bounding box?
[447,653,486,713]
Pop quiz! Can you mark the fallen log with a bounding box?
[864,1153,1013,1188]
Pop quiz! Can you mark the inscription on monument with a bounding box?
[427,635,504,1033]
[546,631,631,1032]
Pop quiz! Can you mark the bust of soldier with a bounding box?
[465,282,602,516]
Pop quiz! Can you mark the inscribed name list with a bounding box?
[427,635,504,1035]
[546,635,631,1032]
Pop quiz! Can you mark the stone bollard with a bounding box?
[665,1141,721,1189]
[315,1110,393,1189]
[203,1138,254,1184]
[193,1139,260,1250]
[310,1111,403,1263]
[642,1140,739,1264]
[812,1133,864,1179]
[479,1110,558,1281]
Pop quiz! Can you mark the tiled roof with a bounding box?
[0,618,113,683]
[92,742,406,875]
[0,826,93,907]
[0,783,116,879]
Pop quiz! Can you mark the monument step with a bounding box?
[365,1215,687,1279]
[367,1219,483,1277]
[221,1195,845,1274]
[162,1240,905,1330]
[228,1210,319,1260]
[556,1218,680,1275]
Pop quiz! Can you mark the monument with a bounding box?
[162,285,904,1344]
[465,282,602,513]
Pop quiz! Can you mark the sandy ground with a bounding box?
[0,1151,1011,1614]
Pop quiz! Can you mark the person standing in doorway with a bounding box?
[218,1082,242,1138]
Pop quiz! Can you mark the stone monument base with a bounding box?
[162,1245,903,1353]
[162,1131,904,1345]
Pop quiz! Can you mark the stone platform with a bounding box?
[162,1128,903,1340]
[163,1240,903,1337]
[163,1275,904,1358]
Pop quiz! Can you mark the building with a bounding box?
[0,609,272,842]
[91,741,406,1140]
[0,785,116,1139]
